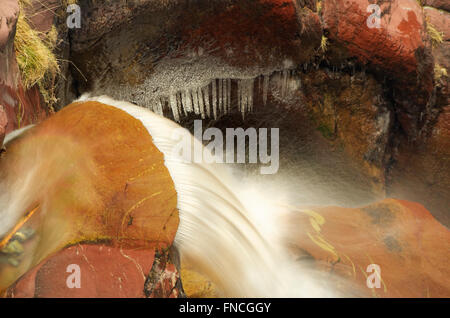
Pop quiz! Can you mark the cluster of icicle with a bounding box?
[150,69,301,122]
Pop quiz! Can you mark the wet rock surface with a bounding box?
[179,198,450,297]
[0,0,48,134]
[322,0,434,139]
[300,69,393,194]
[0,0,444,224]
[5,244,184,298]
[0,0,449,297]
[285,199,450,297]
[0,102,180,292]
[424,0,450,12]
[69,0,321,106]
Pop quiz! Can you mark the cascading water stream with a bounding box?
[77,95,338,297]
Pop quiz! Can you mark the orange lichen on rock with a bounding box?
[286,199,450,297]
[0,101,179,292]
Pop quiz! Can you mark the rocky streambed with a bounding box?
[0,0,449,297]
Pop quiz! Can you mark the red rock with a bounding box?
[0,0,19,49]
[70,0,322,94]
[0,102,180,292]
[286,199,450,297]
[322,0,434,138]
[423,0,450,12]
[424,6,450,42]
[25,0,59,34]
[323,0,429,75]
[0,0,49,134]
[179,0,322,68]
[5,244,183,298]
[0,0,20,88]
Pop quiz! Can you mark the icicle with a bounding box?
[281,70,289,98]
[288,72,299,92]
[227,79,231,114]
[198,88,205,119]
[160,97,165,115]
[242,80,247,119]
[218,79,223,114]
[263,75,269,106]
[221,80,226,115]
[170,94,180,122]
[248,78,254,112]
[203,86,210,118]
[223,80,227,114]
[242,80,247,114]
[237,80,242,115]
[212,79,217,119]
[184,90,193,113]
[156,98,163,116]
[192,89,200,115]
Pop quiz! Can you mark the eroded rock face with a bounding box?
[322,0,434,138]
[301,69,393,194]
[69,0,322,107]
[389,105,450,226]
[24,0,59,33]
[0,0,18,50]
[323,0,429,75]
[424,5,449,99]
[424,6,450,42]
[0,0,48,135]
[424,0,450,12]
[385,5,449,226]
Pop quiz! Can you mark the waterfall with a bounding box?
[76,95,337,297]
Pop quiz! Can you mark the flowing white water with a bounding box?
[77,95,337,297]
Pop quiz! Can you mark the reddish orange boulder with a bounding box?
[322,0,434,137]
[0,102,180,293]
[322,0,429,75]
[286,199,450,297]
[5,244,183,298]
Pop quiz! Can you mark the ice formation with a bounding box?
[137,69,301,122]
